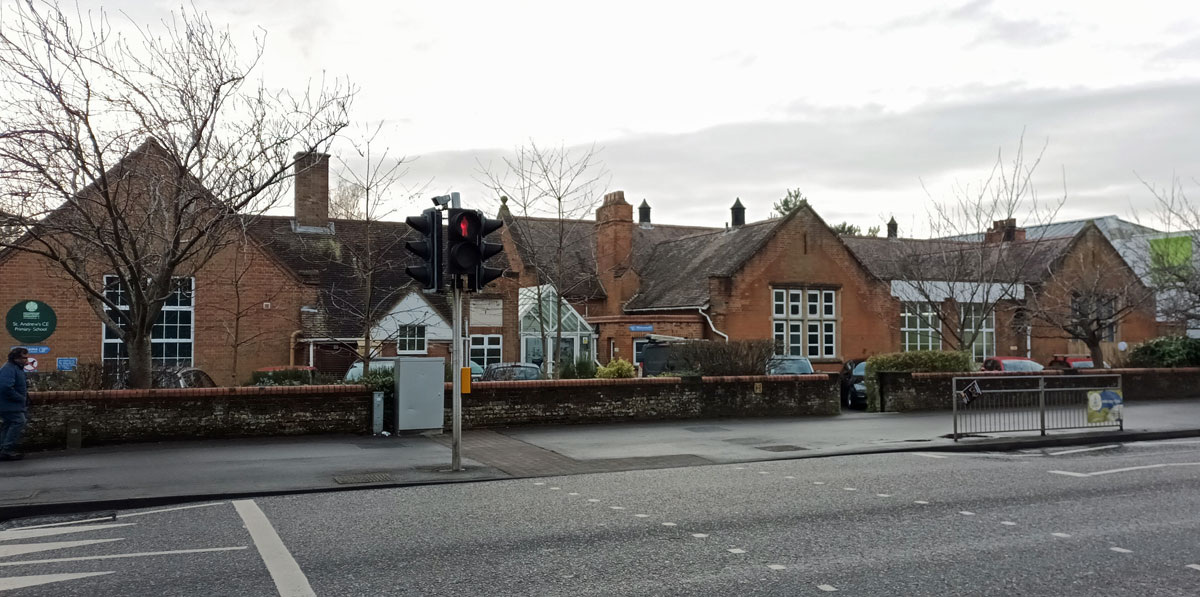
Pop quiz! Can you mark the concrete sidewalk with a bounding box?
[2,399,1199,520]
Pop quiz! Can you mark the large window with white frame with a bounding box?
[395,325,427,354]
[772,288,838,359]
[469,334,502,368]
[101,276,194,367]
[960,303,996,361]
[901,302,942,352]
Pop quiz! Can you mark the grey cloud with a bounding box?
[402,81,1200,230]
[886,0,1069,48]
[1154,36,1200,64]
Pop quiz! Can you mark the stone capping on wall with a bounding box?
[451,374,835,391]
[908,367,1200,379]
[31,384,371,402]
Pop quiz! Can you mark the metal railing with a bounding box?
[951,374,1123,441]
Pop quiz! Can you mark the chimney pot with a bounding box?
[637,199,651,225]
[731,198,746,227]
[887,217,898,238]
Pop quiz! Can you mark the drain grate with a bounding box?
[334,472,394,484]
[755,445,808,452]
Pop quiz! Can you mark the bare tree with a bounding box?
[0,2,352,387]
[1139,176,1200,331]
[329,180,366,220]
[892,135,1065,358]
[480,141,608,377]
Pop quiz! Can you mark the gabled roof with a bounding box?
[841,235,1075,284]
[625,217,787,310]
[947,215,1161,243]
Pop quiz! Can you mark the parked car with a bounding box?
[156,367,217,388]
[480,362,542,381]
[981,357,1044,372]
[469,361,485,381]
[767,356,815,375]
[839,359,867,409]
[344,359,395,381]
[639,336,687,376]
[1046,354,1109,370]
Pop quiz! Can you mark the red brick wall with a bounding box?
[588,315,706,364]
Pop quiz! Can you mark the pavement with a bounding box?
[2,398,1199,521]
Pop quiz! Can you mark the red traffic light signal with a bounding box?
[446,208,482,275]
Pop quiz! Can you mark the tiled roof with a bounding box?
[625,218,786,310]
[842,235,1075,284]
[947,215,1160,243]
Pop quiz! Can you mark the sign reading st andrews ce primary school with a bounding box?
[6,300,57,344]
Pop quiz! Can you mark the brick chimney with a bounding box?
[294,152,330,228]
[984,218,1026,243]
[596,191,634,278]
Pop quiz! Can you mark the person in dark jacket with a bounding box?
[0,347,30,461]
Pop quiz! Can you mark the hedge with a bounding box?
[1127,336,1200,368]
[864,350,976,412]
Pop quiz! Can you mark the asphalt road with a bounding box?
[3,439,1200,596]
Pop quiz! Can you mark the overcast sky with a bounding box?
[73,1,1200,232]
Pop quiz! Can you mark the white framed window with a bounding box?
[470,334,502,368]
[633,338,649,366]
[396,325,427,353]
[901,302,942,352]
[772,287,837,358]
[960,304,996,361]
[101,276,194,367]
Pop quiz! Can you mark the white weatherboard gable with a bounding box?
[371,292,452,341]
[890,280,1024,304]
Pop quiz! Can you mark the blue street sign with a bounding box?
[12,345,50,355]
[57,357,78,371]
[629,324,654,332]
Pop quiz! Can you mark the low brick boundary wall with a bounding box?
[447,374,840,428]
[23,385,373,450]
[878,368,1200,412]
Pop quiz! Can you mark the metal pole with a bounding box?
[952,378,959,442]
[451,282,463,471]
[1038,375,1046,437]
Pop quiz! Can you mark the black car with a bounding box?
[480,362,542,381]
[839,360,867,409]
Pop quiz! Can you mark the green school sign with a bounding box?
[7,300,57,344]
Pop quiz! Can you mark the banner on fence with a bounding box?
[1087,389,1124,423]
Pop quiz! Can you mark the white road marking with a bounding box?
[0,524,135,542]
[609,506,625,510]
[1110,547,1132,553]
[1052,533,1071,538]
[876,494,892,498]
[912,453,948,459]
[727,548,746,554]
[662,522,677,527]
[587,499,600,503]
[914,501,930,505]
[785,476,796,479]
[843,488,857,491]
[817,584,838,592]
[767,564,786,570]
[0,546,247,567]
[0,571,115,591]
[568,493,579,496]
[1001,521,1017,526]
[533,482,545,486]
[1186,564,1200,571]
[14,503,224,530]
[813,482,826,485]
[692,534,709,538]
[233,500,316,597]
[634,514,650,518]
[0,538,123,558]
[758,471,770,475]
[1047,445,1119,456]
[959,511,975,516]
[734,467,746,470]
[1050,462,1200,478]
[550,487,561,490]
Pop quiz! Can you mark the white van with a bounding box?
[343,359,395,381]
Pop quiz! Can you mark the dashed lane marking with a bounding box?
[1048,470,1091,478]
[1000,521,1017,526]
[550,487,561,490]
[14,503,225,530]
[813,482,826,485]
[959,511,976,516]
[634,514,650,518]
[1046,445,1120,456]
[1186,564,1200,571]
[692,534,709,538]
[233,499,315,597]
[533,482,545,486]
[587,499,600,503]
[912,453,948,459]
[843,488,857,491]
[767,564,786,570]
[914,501,930,505]
[785,476,796,479]
[0,546,248,567]
[568,493,579,496]
[876,494,892,497]
[609,506,625,510]
[1052,533,1071,538]
[662,523,677,527]
[728,549,746,554]
[0,572,116,591]
[817,584,838,592]
[1110,547,1133,553]
[758,471,770,475]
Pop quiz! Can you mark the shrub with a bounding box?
[671,340,776,376]
[556,359,577,379]
[359,369,396,399]
[251,368,315,386]
[1127,336,1200,368]
[864,350,976,412]
[596,358,636,379]
[26,371,80,391]
[574,358,598,379]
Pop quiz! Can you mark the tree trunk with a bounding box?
[1086,340,1106,369]
[125,335,154,389]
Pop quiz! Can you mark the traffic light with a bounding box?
[405,208,442,291]
[470,214,504,292]
[445,208,505,291]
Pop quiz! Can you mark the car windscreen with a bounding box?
[852,362,866,376]
[1071,361,1094,368]
[489,366,540,381]
[769,359,814,374]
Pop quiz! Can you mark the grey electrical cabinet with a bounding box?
[394,357,445,432]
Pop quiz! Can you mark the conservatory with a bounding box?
[518,285,597,368]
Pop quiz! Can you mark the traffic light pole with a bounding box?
[451,279,464,471]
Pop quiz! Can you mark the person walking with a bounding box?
[0,347,30,461]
